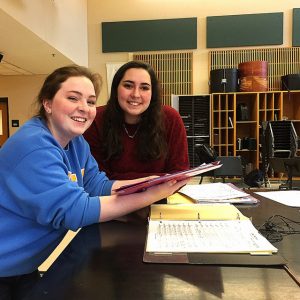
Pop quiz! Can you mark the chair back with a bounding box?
[213,156,244,182]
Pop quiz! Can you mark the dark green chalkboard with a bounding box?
[207,13,283,48]
[293,8,300,47]
[101,18,197,53]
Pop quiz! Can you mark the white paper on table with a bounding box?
[179,183,249,200]
[255,190,300,207]
[146,219,277,254]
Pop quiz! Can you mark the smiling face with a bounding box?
[117,68,152,124]
[43,76,97,147]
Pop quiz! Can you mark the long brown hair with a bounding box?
[101,61,167,161]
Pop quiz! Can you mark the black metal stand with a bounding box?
[269,157,300,190]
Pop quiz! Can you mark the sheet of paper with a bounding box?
[178,183,255,205]
[255,190,300,207]
[146,219,277,254]
[179,183,248,200]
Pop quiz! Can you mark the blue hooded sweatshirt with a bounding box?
[0,117,113,276]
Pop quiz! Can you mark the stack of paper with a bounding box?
[178,183,258,204]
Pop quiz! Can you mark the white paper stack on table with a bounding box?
[178,182,258,205]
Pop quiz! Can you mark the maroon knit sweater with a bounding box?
[84,105,189,180]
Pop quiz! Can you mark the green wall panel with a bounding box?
[293,8,300,47]
[207,12,283,48]
[101,18,197,53]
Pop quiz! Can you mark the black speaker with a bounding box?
[236,103,249,121]
[281,74,300,91]
[210,68,239,93]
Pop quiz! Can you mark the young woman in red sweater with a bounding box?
[84,61,189,180]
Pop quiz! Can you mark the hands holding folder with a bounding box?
[113,161,222,195]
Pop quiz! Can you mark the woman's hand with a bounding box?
[144,178,190,203]
[111,175,159,192]
[99,178,190,222]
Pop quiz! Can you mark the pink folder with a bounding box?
[113,161,222,195]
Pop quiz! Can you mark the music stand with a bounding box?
[269,157,300,190]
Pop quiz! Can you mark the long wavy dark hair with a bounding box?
[101,61,167,161]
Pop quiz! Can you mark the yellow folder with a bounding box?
[150,203,248,221]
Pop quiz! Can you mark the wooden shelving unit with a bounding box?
[211,93,235,157]
[211,91,300,174]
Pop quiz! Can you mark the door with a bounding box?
[0,98,9,147]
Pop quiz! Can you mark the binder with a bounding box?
[143,204,285,266]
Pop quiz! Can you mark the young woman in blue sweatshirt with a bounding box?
[0,65,188,299]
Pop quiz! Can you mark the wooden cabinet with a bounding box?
[211,91,300,174]
[211,93,235,157]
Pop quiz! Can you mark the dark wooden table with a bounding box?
[28,193,300,299]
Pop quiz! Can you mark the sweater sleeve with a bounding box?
[163,106,190,173]
[4,147,101,231]
[82,147,114,196]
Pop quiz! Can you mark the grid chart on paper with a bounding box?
[147,220,276,253]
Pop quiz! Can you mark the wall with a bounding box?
[87,0,300,104]
[1,0,88,66]
[1,0,299,134]
[0,75,46,135]
[0,0,87,135]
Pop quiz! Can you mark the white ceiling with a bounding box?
[0,9,74,76]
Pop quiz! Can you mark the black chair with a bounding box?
[212,156,244,183]
[262,120,298,187]
[194,144,216,184]
[265,121,298,158]
[269,157,300,190]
